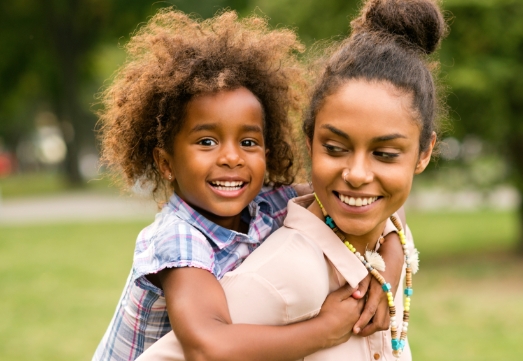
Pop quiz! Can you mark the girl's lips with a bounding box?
[208,180,248,198]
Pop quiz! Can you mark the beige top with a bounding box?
[137,194,414,361]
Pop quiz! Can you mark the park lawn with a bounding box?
[0,172,118,199]
[0,211,522,361]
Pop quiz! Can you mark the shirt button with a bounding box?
[373,353,381,360]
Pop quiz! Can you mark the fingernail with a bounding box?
[354,327,360,334]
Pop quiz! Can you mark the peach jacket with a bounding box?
[137,194,414,361]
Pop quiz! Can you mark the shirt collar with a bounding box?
[166,192,267,249]
[283,194,369,288]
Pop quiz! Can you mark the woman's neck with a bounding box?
[308,198,385,253]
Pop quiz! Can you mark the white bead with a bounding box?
[402,326,408,332]
[403,322,408,327]
[355,252,361,257]
[391,321,397,328]
[404,250,410,256]
[390,316,396,323]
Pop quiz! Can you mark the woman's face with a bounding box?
[309,80,434,242]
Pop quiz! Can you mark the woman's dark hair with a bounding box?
[303,0,447,152]
[98,9,306,197]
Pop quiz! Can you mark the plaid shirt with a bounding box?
[93,185,297,361]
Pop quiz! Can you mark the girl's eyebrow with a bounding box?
[321,124,407,142]
[242,124,263,133]
[189,123,217,133]
[189,123,263,134]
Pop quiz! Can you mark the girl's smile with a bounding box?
[155,87,267,231]
[309,80,434,252]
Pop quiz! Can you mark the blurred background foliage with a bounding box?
[1,1,523,360]
[2,0,523,223]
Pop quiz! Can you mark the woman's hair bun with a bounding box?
[351,0,446,54]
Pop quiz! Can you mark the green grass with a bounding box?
[0,172,118,199]
[0,211,521,361]
[408,210,518,257]
[0,221,148,361]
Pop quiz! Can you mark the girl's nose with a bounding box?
[343,155,373,188]
[218,144,245,168]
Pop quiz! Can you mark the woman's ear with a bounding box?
[153,147,174,181]
[415,132,436,175]
[306,137,312,157]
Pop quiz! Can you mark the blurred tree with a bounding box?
[439,0,523,251]
[0,0,169,184]
[0,0,247,185]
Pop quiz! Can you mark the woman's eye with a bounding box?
[323,144,345,153]
[241,139,257,147]
[374,151,399,160]
[198,139,217,146]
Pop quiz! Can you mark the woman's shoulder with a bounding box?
[222,227,331,320]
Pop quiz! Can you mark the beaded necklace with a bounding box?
[313,193,418,358]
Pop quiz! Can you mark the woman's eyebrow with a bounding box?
[321,124,349,139]
[372,134,407,142]
[321,124,407,143]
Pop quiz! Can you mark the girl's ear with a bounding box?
[415,132,436,175]
[153,147,175,181]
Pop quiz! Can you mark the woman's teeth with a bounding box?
[338,194,378,207]
[211,181,244,191]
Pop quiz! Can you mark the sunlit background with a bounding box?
[1,0,522,360]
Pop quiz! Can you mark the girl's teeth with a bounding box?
[339,195,378,207]
[211,180,244,190]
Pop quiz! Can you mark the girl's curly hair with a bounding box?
[98,9,306,197]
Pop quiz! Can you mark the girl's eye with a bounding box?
[241,139,258,147]
[373,151,399,160]
[322,144,346,154]
[198,138,217,146]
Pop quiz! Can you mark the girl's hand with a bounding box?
[316,283,366,347]
[352,231,404,336]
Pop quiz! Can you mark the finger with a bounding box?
[332,283,358,301]
[359,299,390,336]
[352,284,381,334]
[355,275,371,299]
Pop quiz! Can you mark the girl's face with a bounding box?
[309,80,434,245]
[155,87,267,230]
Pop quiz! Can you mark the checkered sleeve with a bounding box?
[257,185,297,228]
[133,218,216,289]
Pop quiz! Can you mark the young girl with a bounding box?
[93,8,406,361]
[136,0,447,360]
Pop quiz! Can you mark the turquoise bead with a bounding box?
[325,216,336,229]
[382,283,391,292]
[404,288,413,296]
[392,339,400,350]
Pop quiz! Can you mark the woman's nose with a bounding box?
[343,155,373,187]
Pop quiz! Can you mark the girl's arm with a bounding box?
[159,267,364,361]
[352,231,404,336]
[352,208,407,336]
